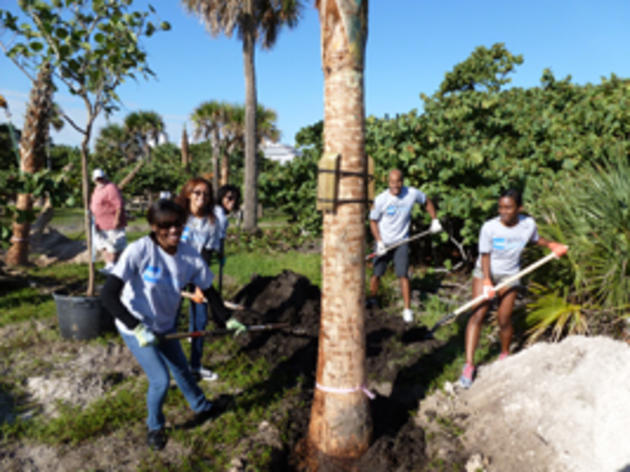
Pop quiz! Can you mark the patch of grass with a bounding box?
[0,288,56,327]
[1,382,146,446]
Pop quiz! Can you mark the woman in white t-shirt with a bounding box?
[213,185,241,293]
[460,189,568,389]
[101,199,246,450]
[176,177,220,382]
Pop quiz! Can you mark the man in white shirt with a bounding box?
[369,169,442,322]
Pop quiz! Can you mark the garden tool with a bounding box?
[180,290,265,316]
[429,251,561,334]
[365,228,433,261]
[164,322,290,340]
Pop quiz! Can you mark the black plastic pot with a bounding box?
[53,293,114,340]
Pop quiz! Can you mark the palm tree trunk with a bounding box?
[6,63,53,266]
[118,158,145,190]
[307,0,371,466]
[242,0,258,231]
[211,128,220,197]
[181,126,190,171]
[220,152,229,186]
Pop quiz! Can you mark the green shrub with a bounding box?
[527,148,630,337]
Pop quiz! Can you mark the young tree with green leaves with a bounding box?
[1,0,170,295]
[182,0,302,231]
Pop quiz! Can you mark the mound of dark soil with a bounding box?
[228,270,451,471]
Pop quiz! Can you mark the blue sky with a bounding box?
[1,1,629,149]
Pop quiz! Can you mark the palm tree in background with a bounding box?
[119,111,166,189]
[94,123,136,168]
[123,110,166,161]
[181,0,302,231]
[191,100,232,195]
[306,0,371,467]
[6,62,56,266]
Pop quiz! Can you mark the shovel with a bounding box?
[429,251,561,334]
[366,229,433,261]
[163,322,291,340]
[180,291,265,316]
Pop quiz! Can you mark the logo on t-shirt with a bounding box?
[142,265,162,283]
[385,204,398,216]
[492,237,526,251]
[181,226,191,242]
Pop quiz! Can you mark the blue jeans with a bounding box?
[188,301,208,371]
[120,329,212,431]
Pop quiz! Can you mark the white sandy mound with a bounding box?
[459,335,630,472]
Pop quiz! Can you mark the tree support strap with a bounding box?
[315,382,376,399]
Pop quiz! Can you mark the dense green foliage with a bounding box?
[527,150,630,318]
[259,43,630,252]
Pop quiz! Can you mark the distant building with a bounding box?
[261,141,300,164]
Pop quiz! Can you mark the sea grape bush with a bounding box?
[260,44,630,253]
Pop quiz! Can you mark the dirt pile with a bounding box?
[230,270,434,471]
[417,335,630,472]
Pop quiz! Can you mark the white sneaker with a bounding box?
[402,308,414,323]
[194,367,219,382]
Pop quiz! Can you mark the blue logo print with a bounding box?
[385,204,398,216]
[181,226,191,242]
[142,265,162,283]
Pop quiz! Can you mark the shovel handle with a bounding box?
[366,229,433,261]
[431,251,560,332]
[164,322,290,340]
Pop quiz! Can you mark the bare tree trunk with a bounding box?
[242,0,258,231]
[306,0,371,467]
[81,133,95,297]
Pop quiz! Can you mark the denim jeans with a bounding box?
[188,301,208,371]
[120,328,212,431]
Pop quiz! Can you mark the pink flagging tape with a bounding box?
[315,382,376,400]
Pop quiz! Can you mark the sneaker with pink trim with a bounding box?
[498,352,509,361]
[459,363,475,389]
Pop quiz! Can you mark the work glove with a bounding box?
[226,318,247,337]
[134,324,157,347]
[376,240,387,257]
[429,218,443,234]
[482,278,496,300]
[548,242,568,258]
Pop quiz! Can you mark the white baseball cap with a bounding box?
[92,168,106,181]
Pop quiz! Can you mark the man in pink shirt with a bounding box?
[89,168,127,273]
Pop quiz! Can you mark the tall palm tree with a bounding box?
[221,104,245,186]
[94,123,135,170]
[123,110,165,162]
[306,0,371,466]
[191,100,232,195]
[117,111,166,190]
[181,0,302,231]
[6,62,55,266]
[219,103,280,188]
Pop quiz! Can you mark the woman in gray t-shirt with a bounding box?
[459,189,568,389]
[177,177,220,382]
[101,200,245,450]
